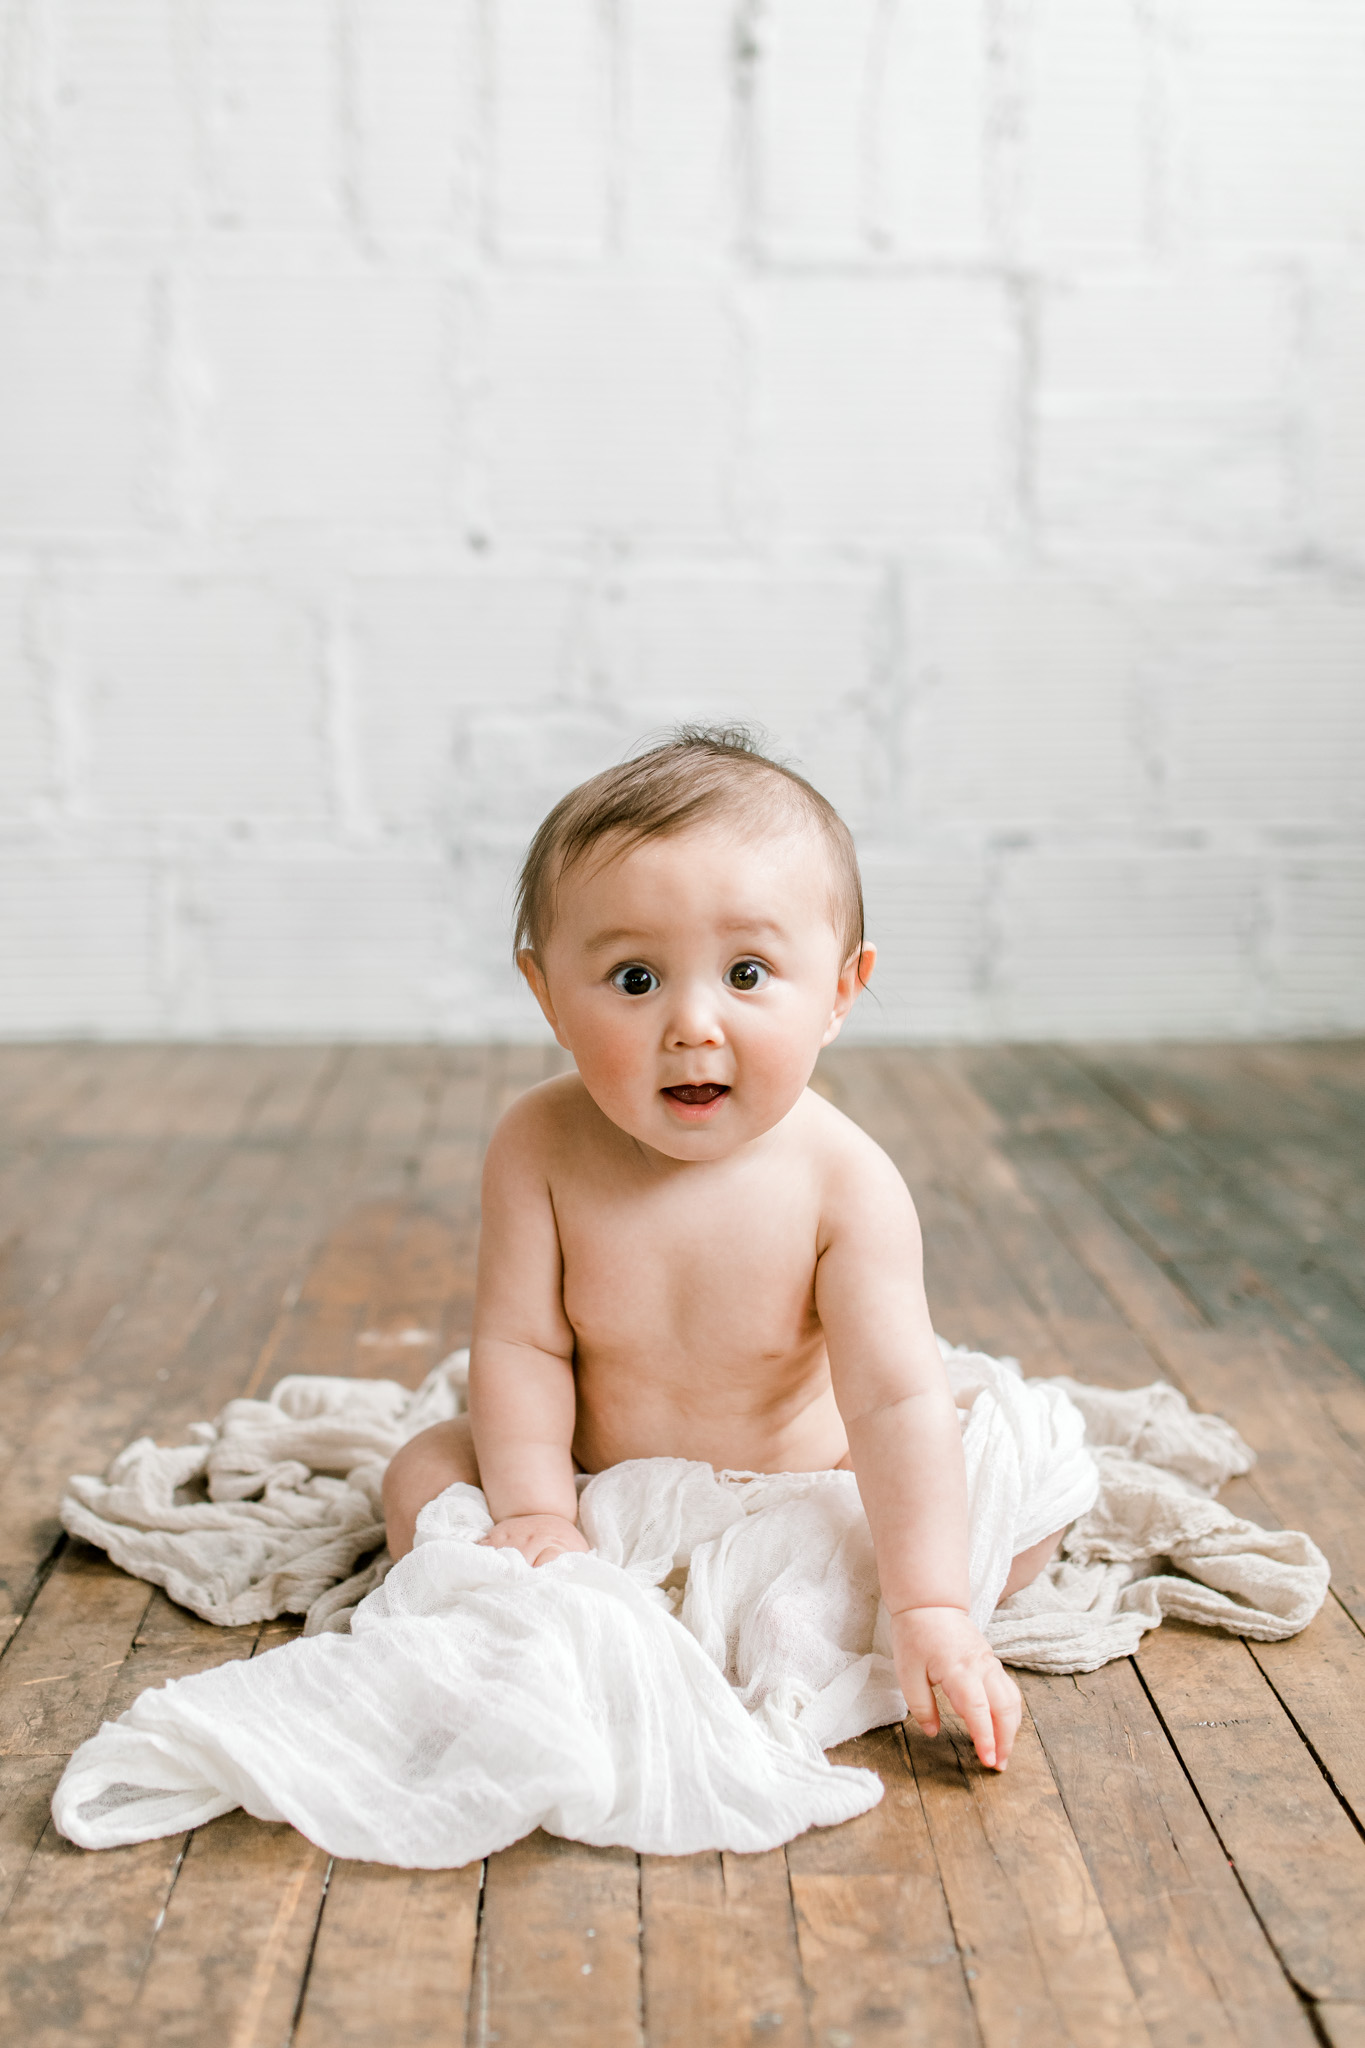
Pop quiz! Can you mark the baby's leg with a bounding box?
[382,1418,480,1560]
[1001,1525,1065,1599]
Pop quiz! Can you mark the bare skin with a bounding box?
[384,818,1058,1770]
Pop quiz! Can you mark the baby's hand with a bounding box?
[889,1605,1021,1772]
[479,1513,590,1568]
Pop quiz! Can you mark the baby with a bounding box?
[384,728,1060,1772]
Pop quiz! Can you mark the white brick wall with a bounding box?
[1,1,1362,1043]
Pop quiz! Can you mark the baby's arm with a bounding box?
[815,1142,1021,1770]
[467,1096,588,1567]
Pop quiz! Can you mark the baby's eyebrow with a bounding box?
[583,916,787,953]
[583,926,652,953]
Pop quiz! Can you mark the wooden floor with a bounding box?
[1,1042,1364,2047]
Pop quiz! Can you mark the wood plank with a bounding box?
[1211,1481,1365,1834]
[1318,2006,1365,2048]
[641,1847,812,2048]
[905,1708,1150,2048]
[979,1135,1365,1621]
[786,1724,979,2046]
[988,1137,1205,1345]
[292,1858,482,2048]
[0,1752,66,1918]
[59,1594,318,2048]
[237,1044,340,1144]
[1022,1661,1316,2048]
[1245,1596,1365,1836]
[0,1581,262,2003]
[974,1045,1365,1385]
[1134,1622,1365,2002]
[52,1044,192,1139]
[116,1809,330,2047]
[0,1546,152,1761]
[888,1050,1177,1390]
[1076,1050,1365,1372]
[0,1043,89,1127]
[0,1466,219,2043]
[0,1824,189,2046]
[473,1831,641,2048]
[0,1136,310,1615]
[99,1588,263,1723]
[1086,1043,1365,1223]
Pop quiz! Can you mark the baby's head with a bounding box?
[514,727,875,1161]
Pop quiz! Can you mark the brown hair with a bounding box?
[514,724,865,966]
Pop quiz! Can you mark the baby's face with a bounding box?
[523,823,871,1163]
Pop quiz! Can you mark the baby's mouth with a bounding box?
[662,1084,730,1106]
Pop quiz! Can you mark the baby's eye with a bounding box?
[726,959,769,992]
[610,963,659,997]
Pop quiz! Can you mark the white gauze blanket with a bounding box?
[53,1345,1328,1867]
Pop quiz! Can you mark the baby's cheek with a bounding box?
[745,1004,828,1096]
[571,1014,653,1114]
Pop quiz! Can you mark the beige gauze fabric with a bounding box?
[60,1345,1328,1660]
[52,1345,1329,1864]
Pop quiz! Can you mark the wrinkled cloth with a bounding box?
[60,1360,465,1632]
[53,1345,1329,1866]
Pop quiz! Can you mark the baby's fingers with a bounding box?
[955,1679,1000,1771]
[986,1663,1023,1769]
[899,1666,940,1739]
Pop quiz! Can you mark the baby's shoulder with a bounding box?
[794,1089,925,1245]
[485,1071,598,1173]
[799,1088,916,1220]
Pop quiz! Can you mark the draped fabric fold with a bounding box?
[53,1345,1328,1866]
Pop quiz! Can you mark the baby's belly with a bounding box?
[570,1365,850,1477]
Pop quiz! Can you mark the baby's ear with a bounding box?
[517,950,565,1041]
[822,942,876,1046]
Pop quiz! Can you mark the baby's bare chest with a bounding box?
[554,1167,823,1357]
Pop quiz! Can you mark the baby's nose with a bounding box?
[663,984,725,1048]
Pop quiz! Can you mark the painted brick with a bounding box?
[1191,0,1365,246]
[844,853,988,1042]
[0,2,1362,1042]
[622,0,732,250]
[196,274,455,523]
[1015,0,1147,253]
[1159,586,1365,827]
[349,0,477,240]
[0,576,51,816]
[453,707,634,847]
[1041,271,1291,402]
[491,0,608,256]
[1268,861,1365,1034]
[756,277,1014,540]
[0,276,148,530]
[756,0,879,254]
[1037,410,1288,552]
[488,277,732,538]
[444,835,554,1035]
[0,857,157,1033]
[185,855,454,1036]
[1310,279,1365,554]
[996,855,1260,1038]
[0,0,38,230]
[1037,271,1293,550]
[80,577,327,822]
[909,575,1141,829]
[206,0,339,233]
[613,571,883,827]
[876,0,988,254]
[350,572,582,828]
[53,0,195,232]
